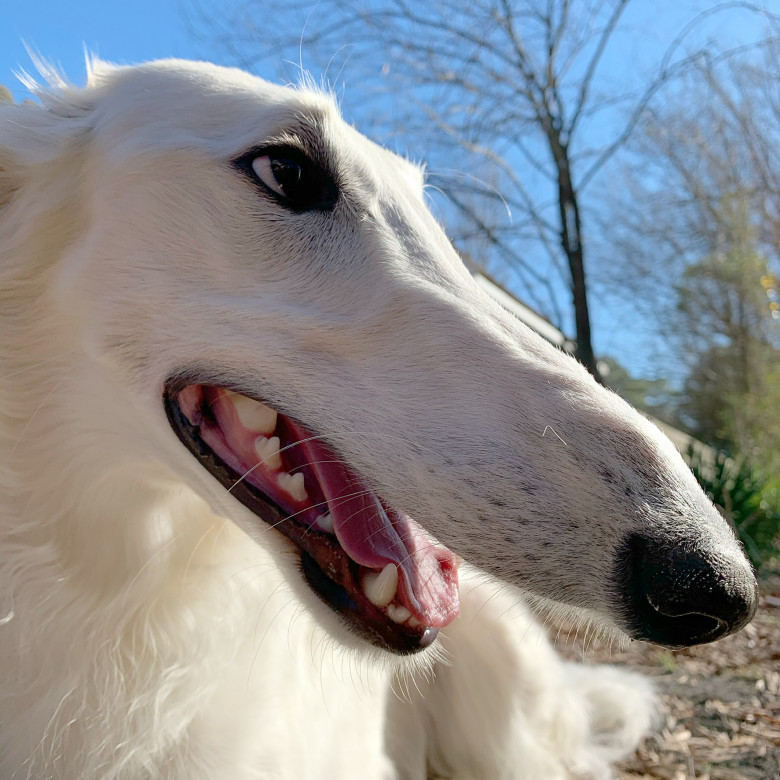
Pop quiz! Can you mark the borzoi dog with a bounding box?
[0,60,756,779]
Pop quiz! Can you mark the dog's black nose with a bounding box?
[618,534,758,647]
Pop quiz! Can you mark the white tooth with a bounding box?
[407,616,422,628]
[278,472,307,502]
[316,512,334,533]
[254,436,282,470]
[387,604,411,624]
[362,563,398,607]
[230,394,277,434]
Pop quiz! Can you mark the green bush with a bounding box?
[687,447,780,571]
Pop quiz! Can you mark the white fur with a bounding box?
[1,58,751,778]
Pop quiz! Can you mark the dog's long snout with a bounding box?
[618,534,758,647]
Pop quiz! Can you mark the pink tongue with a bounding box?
[286,420,460,628]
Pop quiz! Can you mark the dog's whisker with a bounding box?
[295,491,384,540]
[245,488,380,538]
[11,376,66,454]
[0,351,77,381]
[286,458,350,473]
[275,429,449,462]
[225,454,352,494]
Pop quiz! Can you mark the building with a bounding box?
[471,268,707,459]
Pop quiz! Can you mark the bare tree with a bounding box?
[191,0,686,379]
[600,50,780,460]
[191,1,777,379]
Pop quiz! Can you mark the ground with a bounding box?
[564,575,780,780]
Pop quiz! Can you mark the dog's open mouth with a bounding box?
[164,382,460,654]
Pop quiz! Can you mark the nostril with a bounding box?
[616,534,758,647]
[647,598,729,644]
[645,594,725,641]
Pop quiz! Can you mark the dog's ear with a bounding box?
[0,86,18,209]
[0,90,92,211]
[0,150,19,212]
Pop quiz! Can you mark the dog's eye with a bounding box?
[235,146,338,212]
[252,156,302,198]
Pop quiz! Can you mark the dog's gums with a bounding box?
[163,383,460,654]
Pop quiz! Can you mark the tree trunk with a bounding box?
[550,132,602,381]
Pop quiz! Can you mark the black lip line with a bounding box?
[162,381,438,654]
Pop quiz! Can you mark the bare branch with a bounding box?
[193,0,777,380]
[568,0,630,135]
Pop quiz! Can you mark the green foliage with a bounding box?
[657,651,678,674]
[688,447,780,571]
[725,361,780,474]
[672,194,780,469]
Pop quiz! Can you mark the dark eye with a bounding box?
[252,156,302,198]
[235,146,338,212]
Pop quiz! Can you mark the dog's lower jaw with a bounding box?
[163,382,461,654]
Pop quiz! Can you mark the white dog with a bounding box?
[0,60,756,779]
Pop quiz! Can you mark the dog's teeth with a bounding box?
[362,563,398,607]
[407,616,422,628]
[230,394,277,434]
[278,472,307,502]
[316,512,334,533]
[387,604,411,624]
[254,436,282,470]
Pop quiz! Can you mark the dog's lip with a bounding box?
[162,377,458,654]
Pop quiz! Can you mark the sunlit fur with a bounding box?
[0,58,752,778]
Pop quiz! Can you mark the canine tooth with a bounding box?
[278,472,307,502]
[230,394,277,434]
[387,604,411,624]
[316,513,334,533]
[362,564,398,607]
[254,436,283,470]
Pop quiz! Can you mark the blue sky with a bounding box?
[1,1,774,379]
[3,1,768,105]
[0,1,215,97]
[2,2,179,96]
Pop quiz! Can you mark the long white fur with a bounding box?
[0,58,750,779]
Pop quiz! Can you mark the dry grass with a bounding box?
[557,576,780,780]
